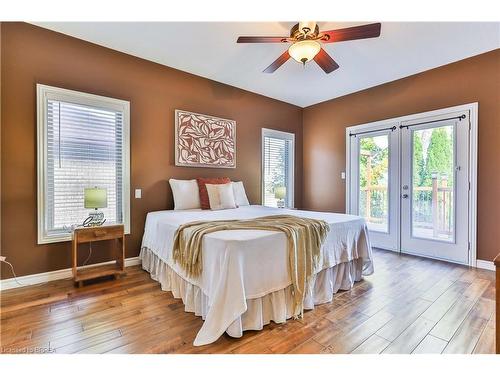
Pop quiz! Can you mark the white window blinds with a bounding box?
[262,129,295,208]
[38,85,130,243]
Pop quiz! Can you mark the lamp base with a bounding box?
[277,199,285,209]
[82,210,106,227]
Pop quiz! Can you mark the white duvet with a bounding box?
[141,205,373,345]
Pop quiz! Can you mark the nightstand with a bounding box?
[72,224,126,287]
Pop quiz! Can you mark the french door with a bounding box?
[400,112,470,264]
[348,107,473,265]
[349,125,399,251]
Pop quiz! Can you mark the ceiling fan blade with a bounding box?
[314,48,339,74]
[263,50,290,73]
[237,36,290,43]
[320,23,381,43]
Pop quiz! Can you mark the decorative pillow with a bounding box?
[169,179,201,210]
[196,177,231,209]
[206,183,237,210]
[231,181,250,206]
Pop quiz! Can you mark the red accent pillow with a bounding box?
[196,177,231,209]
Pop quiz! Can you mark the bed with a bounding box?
[140,205,373,346]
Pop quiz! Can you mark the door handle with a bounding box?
[402,194,409,199]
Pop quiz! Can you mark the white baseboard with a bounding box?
[476,259,495,271]
[0,257,141,291]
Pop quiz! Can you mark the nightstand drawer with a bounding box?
[74,225,124,243]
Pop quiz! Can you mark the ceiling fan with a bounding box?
[237,22,381,74]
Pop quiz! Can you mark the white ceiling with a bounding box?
[34,22,500,107]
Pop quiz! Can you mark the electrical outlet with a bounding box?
[135,189,142,199]
[341,171,346,180]
[0,256,6,262]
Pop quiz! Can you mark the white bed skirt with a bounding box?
[140,247,365,344]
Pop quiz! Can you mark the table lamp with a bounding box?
[274,186,286,208]
[83,187,107,227]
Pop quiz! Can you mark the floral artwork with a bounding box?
[175,110,236,168]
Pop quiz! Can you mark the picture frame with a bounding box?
[174,109,236,168]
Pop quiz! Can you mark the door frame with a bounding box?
[345,103,478,267]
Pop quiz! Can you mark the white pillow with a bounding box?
[206,183,237,210]
[169,179,201,210]
[231,181,250,206]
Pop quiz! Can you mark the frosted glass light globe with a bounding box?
[288,40,321,64]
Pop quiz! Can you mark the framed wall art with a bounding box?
[174,109,236,168]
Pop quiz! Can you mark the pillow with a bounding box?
[231,181,250,206]
[196,177,231,209]
[206,183,237,210]
[169,179,201,210]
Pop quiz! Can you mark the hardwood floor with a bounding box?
[0,249,496,354]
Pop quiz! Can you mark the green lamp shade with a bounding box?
[84,187,108,209]
[274,186,287,200]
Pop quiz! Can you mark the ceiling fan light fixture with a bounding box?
[298,21,317,35]
[288,40,321,65]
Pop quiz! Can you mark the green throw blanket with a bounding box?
[172,214,330,318]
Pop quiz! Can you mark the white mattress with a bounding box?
[141,205,373,345]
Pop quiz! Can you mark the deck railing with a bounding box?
[361,175,453,235]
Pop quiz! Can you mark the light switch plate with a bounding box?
[135,189,142,199]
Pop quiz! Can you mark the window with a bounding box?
[262,128,295,208]
[37,84,130,244]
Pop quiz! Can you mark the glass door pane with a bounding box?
[358,135,389,233]
[411,125,455,242]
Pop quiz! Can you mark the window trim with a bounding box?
[261,128,295,208]
[37,84,131,244]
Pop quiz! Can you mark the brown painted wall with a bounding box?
[302,49,500,261]
[0,23,303,279]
